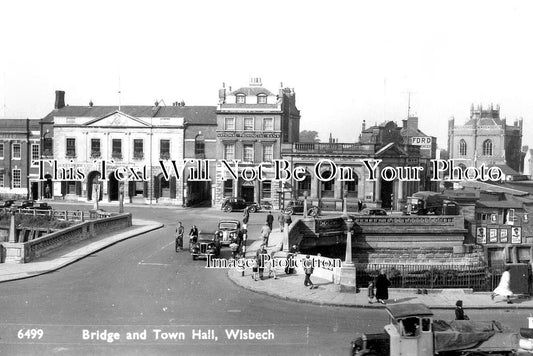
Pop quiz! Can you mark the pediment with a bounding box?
[375,143,408,157]
[84,111,150,127]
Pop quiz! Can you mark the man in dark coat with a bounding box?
[266,211,274,230]
[375,269,391,304]
[455,300,469,320]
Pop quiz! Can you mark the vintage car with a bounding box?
[221,197,259,213]
[216,219,242,246]
[10,200,35,211]
[283,199,320,217]
[360,208,388,216]
[190,231,221,260]
[0,199,15,208]
[351,303,530,356]
[27,202,53,211]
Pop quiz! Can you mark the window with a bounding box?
[224,144,235,160]
[236,94,245,104]
[160,139,170,159]
[112,139,122,159]
[244,118,254,131]
[133,139,144,159]
[263,118,273,131]
[298,173,311,194]
[243,144,254,162]
[459,139,467,156]
[224,117,235,130]
[482,139,493,156]
[257,94,267,104]
[262,181,271,199]
[0,173,3,187]
[224,179,233,197]
[66,139,76,158]
[346,173,359,198]
[91,139,101,158]
[31,144,40,160]
[195,135,205,158]
[0,143,3,159]
[263,144,273,162]
[12,169,21,188]
[12,143,21,159]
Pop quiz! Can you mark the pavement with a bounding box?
[2,214,533,310]
[0,218,163,282]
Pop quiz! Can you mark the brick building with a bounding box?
[0,119,40,199]
[214,78,300,209]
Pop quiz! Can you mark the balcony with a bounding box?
[282,142,368,155]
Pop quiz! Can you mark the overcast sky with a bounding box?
[1,0,532,149]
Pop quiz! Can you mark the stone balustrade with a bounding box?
[1,213,132,264]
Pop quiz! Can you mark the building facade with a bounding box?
[448,104,523,173]
[0,119,40,200]
[214,78,300,209]
[41,91,216,205]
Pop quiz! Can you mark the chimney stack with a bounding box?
[55,90,65,109]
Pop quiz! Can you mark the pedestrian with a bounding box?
[303,255,315,288]
[368,281,375,304]
[256,245,267,280]
[189,225,199,247]
[278,214,285,232]
[252,255,259,281]
[455,300,469,320]
[266,252,278,279]
[375,269,391,304]
[491,266,513,304]
[286,214,292,227]
[260,222,271,246]
[45,185,51,199]
[286,244,298,274]
[266,211,274,230]
[175,222,184,252]
[243,206,250,226]
[358,199,363,212]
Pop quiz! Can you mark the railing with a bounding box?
[4,208,103,222]
[290,142,364,154]
[355,263,503,292]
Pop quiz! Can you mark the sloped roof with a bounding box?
[42,105,216,125]
[230,87,274,96]
[375,142,408,157]
[476,200,523,209]
[0,118,40,131]
[491,164,519,176]
[465,117,503,126]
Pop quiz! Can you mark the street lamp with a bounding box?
[343,190,348,218]
[336,217,356,292]
[119,182,124,213]
[303,190,309,219]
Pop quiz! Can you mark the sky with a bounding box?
[1,0,532,149]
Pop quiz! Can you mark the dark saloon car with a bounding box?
[0,199,15,208]
[28,202,53,211]
[360,208,388,216]
[283,199,320,217]
[221,197,258,213]
[190,231,221,260]
[216,219,242,246]
[10,200,35,211]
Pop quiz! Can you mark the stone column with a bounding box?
[283,212,290,252]
[310,174,318,199]
[336,218,356,292]
[8,213,16,243]
[375,166,381,203]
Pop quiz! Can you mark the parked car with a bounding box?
[190,231,221,260]
[10,200,35,211]
[360,208,388,216]
[283,199,320,217]
[28,202,53,211]
[216,219,242,246]
[221,197,259,213]
[0,199,15,208]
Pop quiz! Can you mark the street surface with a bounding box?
[0,203,530,355]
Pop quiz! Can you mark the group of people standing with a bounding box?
[174,222,198,252]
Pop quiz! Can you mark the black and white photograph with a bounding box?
[1,1,533,355]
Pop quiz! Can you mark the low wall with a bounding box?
[1,213,132,264]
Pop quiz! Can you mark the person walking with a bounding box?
[358,199,363,212]
[303,255,315,288]
[266,211,274,230]
[175,222,184,252]
[260,222,271,247]
[491,266,513,304]
[278,214,285,232]
[375,269,391,304]
[189,225,199,249]
[455,300,469,320]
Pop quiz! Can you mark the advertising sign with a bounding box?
[476,227,486,244]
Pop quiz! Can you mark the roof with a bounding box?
[0,118,40,131]
[230,87,274,96]
[476,200,523,209]
[491,164,519,176]
[42,105,216,125]
[386,303,434,318]
[465,117,503,126]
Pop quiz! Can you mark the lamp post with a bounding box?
[343,190,348,218]
[119,182,124,213]
[303,190,309,219]
[336,218,356,292]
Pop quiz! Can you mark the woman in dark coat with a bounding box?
[375,269,391,304]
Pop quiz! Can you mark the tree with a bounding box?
[299,130,320,143]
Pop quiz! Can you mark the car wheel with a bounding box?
[224,205,233,213]
[248,206,257,213]
[308,207,319,217]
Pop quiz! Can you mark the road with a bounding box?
[0,203,529,355]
